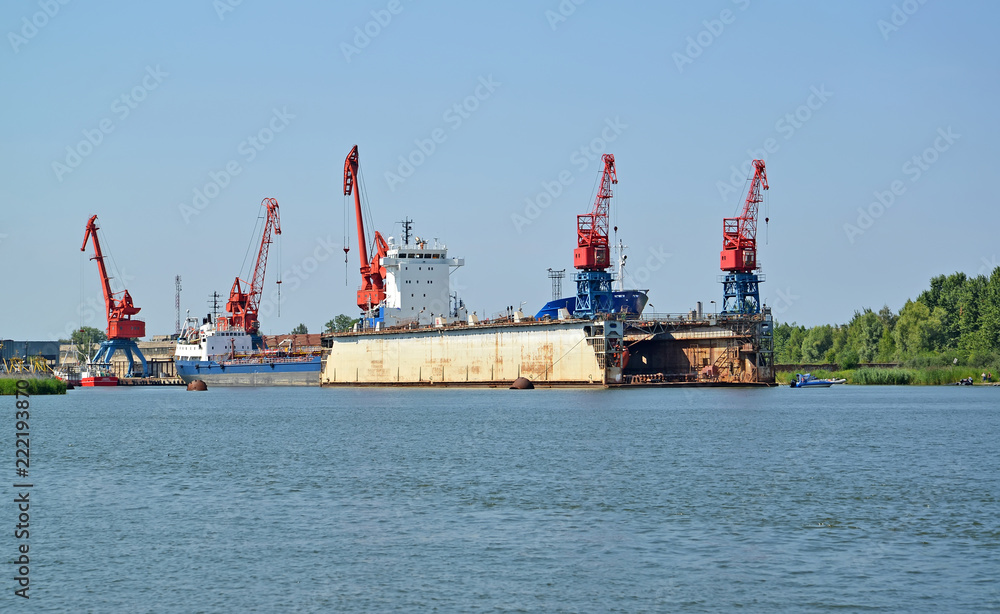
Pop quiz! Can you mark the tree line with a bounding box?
[775,269,1000,368]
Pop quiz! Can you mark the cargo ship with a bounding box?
[172,197,323,386]
[534,290,648,320]
[174,315,322,386]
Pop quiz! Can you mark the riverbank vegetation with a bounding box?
[776,366,989,386]
[0,377,67,395]
[775,271,1000,377]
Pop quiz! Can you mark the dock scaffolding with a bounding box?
[615,307,774,385]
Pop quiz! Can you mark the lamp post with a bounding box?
[710,300,716,316]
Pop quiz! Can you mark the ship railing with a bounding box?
[255,346,324,355]
[220,354,319,366]
[636,312,765,323]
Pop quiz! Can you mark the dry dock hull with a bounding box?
[322,320,622,386]
[321,315,775,387]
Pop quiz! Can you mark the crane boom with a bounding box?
[223,198,281,337]
[343,144,388,312]
[81,215,115,318]
[720,159,768,273]
[574,154,617,271]
[81,215,144,339]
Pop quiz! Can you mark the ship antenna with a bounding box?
[208,291,221,323]
[399,217,412,245]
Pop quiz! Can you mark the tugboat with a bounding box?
[789,373,846,388]
[52,365,81,388]
[79,363,119,387]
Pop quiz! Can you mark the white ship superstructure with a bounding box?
[377,235,466,327]
[174,316,253,362]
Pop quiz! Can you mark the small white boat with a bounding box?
[790,373,846,388]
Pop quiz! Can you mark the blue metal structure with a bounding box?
[574,271,614,317]
[721,272,764,315]
[91,339,147,377]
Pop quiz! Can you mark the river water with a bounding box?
[11,385,1000,611]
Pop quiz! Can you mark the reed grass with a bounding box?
[777,366,989,386]
[0,377,67,395]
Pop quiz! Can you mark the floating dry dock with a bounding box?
[320,309,775,388]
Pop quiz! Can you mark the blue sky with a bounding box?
[2,0,997,339]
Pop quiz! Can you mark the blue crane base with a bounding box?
[574,271,614,319]
[721,272,762,315]
[92,339,148,377]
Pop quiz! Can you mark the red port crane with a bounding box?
[574,153,617,271]
[81,215,145,339]
[344,145,388,313]
[221,198,281,337]
[720,159,768,273]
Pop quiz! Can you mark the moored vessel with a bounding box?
[789,373,846,388]
[174,315,322,386]
[79,363,118,387]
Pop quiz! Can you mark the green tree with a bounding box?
[957,275,988,352]
[325,314,359,333]
[838,348,860,370]
[894,300,946,358]
[848,309,885,363]
[773,322,807,363]
[918,272,967,349]
[70,327,106,361]
[876,326,897,362]
[801,325,834,363]
[291,323,308,334]
[829,325,849,362]
[976,268,1000,352]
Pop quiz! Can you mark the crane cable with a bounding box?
[343,175,351,285]
[79,246,85,331]
[276,231,282,318]
[358,164,376,253]
[764,183,770,245]
[238,206,265,282]
[97,225,127,300]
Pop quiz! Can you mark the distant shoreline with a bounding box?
[776,366,997,386]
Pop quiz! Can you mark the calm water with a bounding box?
[10,385,1000,612]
